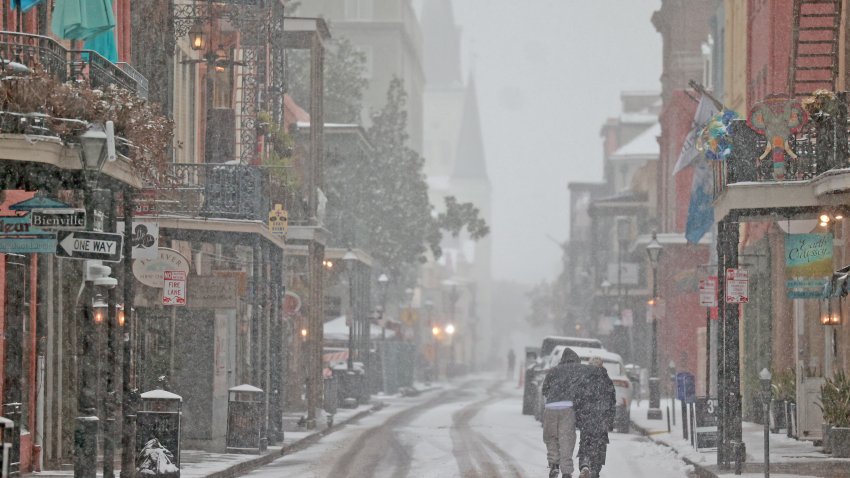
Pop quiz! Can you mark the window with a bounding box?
[344,0,373,20]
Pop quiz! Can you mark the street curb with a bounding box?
[630,420,718,478]
[201,403,383,478]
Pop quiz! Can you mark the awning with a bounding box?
[12,0,45,13]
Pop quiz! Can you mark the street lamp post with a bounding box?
[377,274,389,339]
[343,250,357,371]
[76,123,111,478]
[646,231,663,420]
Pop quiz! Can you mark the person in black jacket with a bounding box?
[541,348,589,478]
[576,356,616,478]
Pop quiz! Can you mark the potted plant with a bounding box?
[818,370,850,457]
[771,367,795,434]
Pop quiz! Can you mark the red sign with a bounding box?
[162,270,187,306]
[725,268,748,304]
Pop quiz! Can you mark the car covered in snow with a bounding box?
[532,345,633,433]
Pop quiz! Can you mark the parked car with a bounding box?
[533,345,633,433]
[540,336,604,357]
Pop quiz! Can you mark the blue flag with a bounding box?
[685,157,714,244]
[12,0,45,12]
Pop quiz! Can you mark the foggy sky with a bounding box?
[447,0,662,283]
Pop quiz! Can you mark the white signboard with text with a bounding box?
[162,270,187,306]
[725,268,748,304]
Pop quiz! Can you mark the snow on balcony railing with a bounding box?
[0,31,147,98]
[717,94,850,196]
[148,162,269,221]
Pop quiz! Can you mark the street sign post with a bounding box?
[30,208,86,229]
[56,230,123,262]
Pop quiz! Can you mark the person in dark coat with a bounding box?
[541,348,590,478]
[576,356,616,478]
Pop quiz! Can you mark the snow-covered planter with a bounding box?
[0,69,172,184]
[818,370,850,456]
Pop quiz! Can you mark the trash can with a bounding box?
[136,389,182,476]
[0,416,13,478]
[226,385,266,453]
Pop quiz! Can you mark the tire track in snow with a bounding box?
[325,381,479,477]
[449,381,524,478]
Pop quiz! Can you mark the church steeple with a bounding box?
[453,76,489,182]
[421,0,463,86]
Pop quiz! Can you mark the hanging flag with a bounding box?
[12,0,45,12]
[685,157,714,244]
[673,94,719,175]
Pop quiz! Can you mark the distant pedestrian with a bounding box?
[576,356,616,478]
[507,348,516,379]
[541,348,587,478]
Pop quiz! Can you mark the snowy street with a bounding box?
[240,377,695,478]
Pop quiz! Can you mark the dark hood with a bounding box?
[559,348,580,364]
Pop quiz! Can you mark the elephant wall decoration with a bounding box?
[747,95,809,180]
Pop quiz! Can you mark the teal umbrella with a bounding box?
[50,0,115,41]
[84,29,118,62]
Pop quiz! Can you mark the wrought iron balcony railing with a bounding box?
[151,163,268,221]
[718,93,849,196]
[0,31,148,98]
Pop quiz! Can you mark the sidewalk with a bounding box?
[630,399,850,478]
[34,383,444,478]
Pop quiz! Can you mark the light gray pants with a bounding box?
[542,406,577,473]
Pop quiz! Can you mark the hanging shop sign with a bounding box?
[699,276,718,307]
[283,291,301,316]
[133,248,190,288]
[117,221,159,260]
[187,276,238,309]
[785,233,833,299]
[0,215,57,253]
[268,203,288,236]
[725,268,748,303]
[162,270,187,306]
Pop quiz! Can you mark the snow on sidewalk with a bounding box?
[630,398,850,477]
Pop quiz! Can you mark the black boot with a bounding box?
[548,463,560,478]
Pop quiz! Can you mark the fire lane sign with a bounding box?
[55,230,123,262]
[162,270,187,306]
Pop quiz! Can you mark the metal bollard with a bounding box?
[732,440,745,475]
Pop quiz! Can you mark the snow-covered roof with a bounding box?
[229,384,263,393]
[324,315,397,342]
[619,112,658,124]
[140,389,183,401]
[610,123,660,161]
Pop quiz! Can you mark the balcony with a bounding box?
[721,93,850,189]
[0,31,148,98]
[714,94,850,219]
[150,163,269,221]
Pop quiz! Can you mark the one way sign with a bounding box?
[56,230,123,262]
